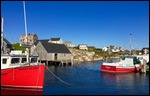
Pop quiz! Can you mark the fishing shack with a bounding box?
[31,39,73,66]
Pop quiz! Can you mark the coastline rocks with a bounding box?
[68,48,103,62]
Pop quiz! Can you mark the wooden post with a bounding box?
[143,59,147,74]
[141,59,147,74]
[46,60,48,66]
[71,56,73,66]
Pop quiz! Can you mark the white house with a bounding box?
[112,49,120,52]
[78,44,88,50]
[48,38,62,44]
[102,46,124,52]
[102,47,108,51]
[65,43,75,48]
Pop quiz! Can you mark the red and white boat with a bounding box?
[1,2,45,89]
[100,56,143,73]
[1,55,45,89]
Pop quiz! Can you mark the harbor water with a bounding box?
[1,61,149,95]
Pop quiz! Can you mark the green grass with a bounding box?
[12,43,26,51]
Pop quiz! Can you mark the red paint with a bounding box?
[1,65,45,89]
[1,87,43,95]
[101,65,135,73]
[135,65,142,72]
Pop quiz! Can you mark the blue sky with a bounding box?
[1,1,149,50]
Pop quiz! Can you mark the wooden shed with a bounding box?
[32,40,73,65]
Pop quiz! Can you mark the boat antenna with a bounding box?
[130,33,132,55]
[1,18,4,54]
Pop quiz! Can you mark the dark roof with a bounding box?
[3,38,11,45]
[34,39,49,45]
[142,47,149,50]
[50,38,61,41]
[41,42,71,53]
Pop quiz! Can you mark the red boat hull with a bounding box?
[1,87,43,95]
[1,65,45,89]
[101,65,135,73]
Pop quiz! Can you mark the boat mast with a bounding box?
[130,33,132,55]
[23,1,29,63]
[23,1,28,39]
[1,18,4,54]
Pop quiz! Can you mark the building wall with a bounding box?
[20,34,38,45]
[65,43,75,48]
[58,53,72,60]
[32,42,47,60]
[1,41,12,54]
[46,53,72,61]
[48,39,62,44]
[47,53,54,60]
[79,44,88,50]
[32,42,72,62]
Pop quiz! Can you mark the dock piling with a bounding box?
[141,59,147,74]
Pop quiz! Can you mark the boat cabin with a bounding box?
[103,56,141,67]
[118,56,141,66]
[120,56,140,64]
[1,55,39,69]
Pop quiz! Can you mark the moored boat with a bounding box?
[1,87,43,95]
[100,56,143,73]
[1,54,45,88]
[1,1,45,89]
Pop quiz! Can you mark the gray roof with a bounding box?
[50,38,61,41]
[34,39,49,45]
[41,42,71,53]
[3,38,11,45]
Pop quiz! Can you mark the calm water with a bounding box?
[1,61,149,95]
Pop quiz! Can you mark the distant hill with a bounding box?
[12,43,26,51]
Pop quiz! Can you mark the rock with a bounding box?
[68,48,103,62]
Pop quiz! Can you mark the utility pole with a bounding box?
[1,18,4,54]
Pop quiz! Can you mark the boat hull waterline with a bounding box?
[101,65,140,73]
[1,65,45,89]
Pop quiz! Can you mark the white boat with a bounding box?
[100,34,147,73]
[101,56,143,73]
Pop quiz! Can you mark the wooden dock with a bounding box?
[40,60,73,66]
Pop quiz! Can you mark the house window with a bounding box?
[2,59,7,64]
[11,58,20,64]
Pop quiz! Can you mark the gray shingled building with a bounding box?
[31,40,73,65]
[1,38,12,54]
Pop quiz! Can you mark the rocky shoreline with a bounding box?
[68,48,104,62]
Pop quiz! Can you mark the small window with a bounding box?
[31,58,37,63]
[11,58,20,64]
[2,59,7,64]
[21,58,27,63]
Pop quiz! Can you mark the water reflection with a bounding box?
[1,87,43,95]
[100,72,149,94]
